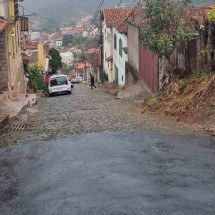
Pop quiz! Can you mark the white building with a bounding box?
[112,28,128,86]
[60,51,74,66]
[101,8,133,85]
[103,24,114,82]
[83,31,89,38]
[56,39,63,47]
[89,28,99,38]
[31,32,41,41]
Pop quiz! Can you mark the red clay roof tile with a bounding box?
[102,8,143,33]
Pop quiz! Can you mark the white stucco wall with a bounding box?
[60,51,74,65]
[83,31,88,37]
[31,32,41,41]
[113,28,128,86]
[103,23,113,82]
[56,40,63,47]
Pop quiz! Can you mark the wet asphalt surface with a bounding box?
[0,84,215,214]
[0,132,215,215]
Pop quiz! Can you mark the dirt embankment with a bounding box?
[143,72,215,135]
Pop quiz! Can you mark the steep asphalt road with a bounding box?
[0,132,215,215]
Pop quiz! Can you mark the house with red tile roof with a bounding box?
[74,62,90,81]
[101,7,141,86]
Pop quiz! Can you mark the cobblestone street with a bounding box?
[1,84,215,215]
[0,84,205,146]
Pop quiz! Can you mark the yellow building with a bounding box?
[0,0,24,99]
[25,42,49,72]
[38,43,49,70]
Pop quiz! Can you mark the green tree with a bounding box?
[63,34,74,46]
[49,48,62,70]
[140,0,192,59]
[199,8,215,72]
[24,63,45,92]
[73,51,86,62]
[77,52,86,62]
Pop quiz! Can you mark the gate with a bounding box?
[139,44,158,93]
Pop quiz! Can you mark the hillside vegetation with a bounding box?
[22,0,214,21]
[22,0,214,31]
[143,72,215,135]
[21,0,134,29]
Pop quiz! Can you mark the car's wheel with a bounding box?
[68,91,72,95]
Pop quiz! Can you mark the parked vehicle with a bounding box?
[48,74,72,96]
[71,77,83,84]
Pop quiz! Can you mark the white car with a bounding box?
[48,74,72,96]
[71,76,83,84]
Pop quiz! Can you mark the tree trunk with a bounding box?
[159,55,170,90]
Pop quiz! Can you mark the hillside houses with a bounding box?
[21,33,49,71]
[101,4,215,93]
[60,15,98,38]
[60,50,74,66]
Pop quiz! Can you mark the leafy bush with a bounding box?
[26,64,45,92]
[191,70,208,79]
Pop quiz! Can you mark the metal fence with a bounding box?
[139,44,158,93]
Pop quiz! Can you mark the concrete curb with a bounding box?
[0,94,37,129]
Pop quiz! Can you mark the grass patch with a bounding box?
[191,70,208,80]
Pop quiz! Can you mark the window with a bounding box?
[119,39,122,57]
[50,76,68,87]
[114,34,117,50]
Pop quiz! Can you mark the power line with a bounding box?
[94,0,103,19]
[115,0,142,32]
[19,5,62,24]
[117,0,124,7]
[94,0,105,20]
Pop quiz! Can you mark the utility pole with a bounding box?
[100,10,104,83]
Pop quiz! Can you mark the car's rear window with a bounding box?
[50,76,68,87]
